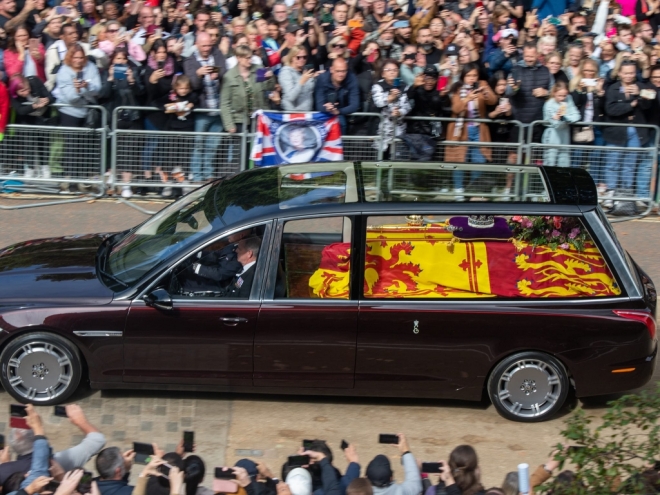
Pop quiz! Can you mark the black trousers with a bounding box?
[59,112,87,178]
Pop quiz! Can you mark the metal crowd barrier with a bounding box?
[0,104,108,210]
[1,106,660,219]
[386,116,527,201]
[527,120,660,216]
[111,107,249,198]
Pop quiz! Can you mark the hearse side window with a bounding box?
[165,225,267,299]
[355,215,621,299]
[275,217,352,299]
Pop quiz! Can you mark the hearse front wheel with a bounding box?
[488,351,569,422]
[0,333,82,405]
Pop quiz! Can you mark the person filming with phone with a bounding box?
[365,433,421,495]
[0,404,105,488]
[371,59,411,155]
[279,44,316,111]
[314,57,360,133]
[422,445,484,495]
[505,42,550,143]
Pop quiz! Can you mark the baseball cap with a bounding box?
[423,64,439,77]
[286,468,312,495]
[444,43,458,56]
[493,28,518,42]
[286,24,302,34]
[234,459,258,477]
[366,455,393,488]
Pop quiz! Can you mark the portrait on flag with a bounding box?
[250,110,343,167]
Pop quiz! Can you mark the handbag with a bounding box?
[84,108,102,129]
[572,125,594,143]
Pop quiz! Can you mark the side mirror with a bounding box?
[142,288,173,311]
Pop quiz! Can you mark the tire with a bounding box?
[0,332,83,405]
[487,351,570,423]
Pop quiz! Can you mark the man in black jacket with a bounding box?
[506,42,550,143]
[404,65,450,162]
[603,60,654,211]
[219,237,261,299]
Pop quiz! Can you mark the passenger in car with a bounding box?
[218,237,261,299]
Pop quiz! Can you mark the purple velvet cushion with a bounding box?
[448,216,512,240]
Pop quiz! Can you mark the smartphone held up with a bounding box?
[378,434,399,444]
[213,467,238,493]
[10,404,28,430]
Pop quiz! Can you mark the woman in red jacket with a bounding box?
[5,25,46,83]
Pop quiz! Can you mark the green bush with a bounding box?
[540,384,660,494]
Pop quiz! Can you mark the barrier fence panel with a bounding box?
[0,104,107,208]
[111,107,248,197]
[1,107,659,218]
[526,120,659,216]
[385,117,527,201]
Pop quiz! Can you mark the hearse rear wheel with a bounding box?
[488,351,569,422]
[0,333,82,405]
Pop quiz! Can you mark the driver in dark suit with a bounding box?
[219,237,261,298]
[179,229,253,295]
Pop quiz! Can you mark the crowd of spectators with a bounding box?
[7,402,660,495]
[0,0,659,208]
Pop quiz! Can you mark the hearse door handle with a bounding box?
[220,316,248,326]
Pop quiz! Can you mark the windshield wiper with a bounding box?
[96,237,130,289]
[97,266,130,289]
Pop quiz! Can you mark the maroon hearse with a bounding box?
[0,162,655,422]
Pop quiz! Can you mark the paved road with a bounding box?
[1,197,659,488]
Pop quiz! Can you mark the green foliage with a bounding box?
[539,384,660,494]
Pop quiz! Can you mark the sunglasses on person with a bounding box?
[295,55,306,59]
[108,28,120,33]
[333,44,346,48]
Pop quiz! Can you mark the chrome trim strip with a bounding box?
[73,331,123,337]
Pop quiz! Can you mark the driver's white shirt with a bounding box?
[238,260,256,276]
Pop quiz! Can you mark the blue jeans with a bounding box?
[453,126,485,189]
[190,113,223,182]
[19,438,50,491]
[142,119,161,171]
[605,127,652,196]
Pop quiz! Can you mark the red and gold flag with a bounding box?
[309,222,620,299]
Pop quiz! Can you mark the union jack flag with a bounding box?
[250,110,344,168]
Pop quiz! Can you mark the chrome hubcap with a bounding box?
[497,359,562,418]
[6,342,73,402]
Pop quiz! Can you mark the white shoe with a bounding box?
[24,167,34,178]
[121,186,133,198]
[440,188,449,193]
[602,190,614,209]
[161,186,173,198]
[454,188,465,202]
[500,187,511,202]
[40,166,51,179]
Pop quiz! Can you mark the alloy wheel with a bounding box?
[495,358,563,419]
[5,340,75,402]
